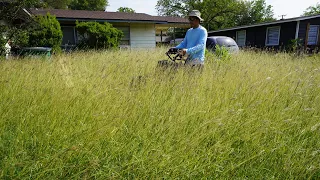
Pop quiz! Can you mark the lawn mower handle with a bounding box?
[166,48,184,62]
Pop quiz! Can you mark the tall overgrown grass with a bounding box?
[0,49,320,179]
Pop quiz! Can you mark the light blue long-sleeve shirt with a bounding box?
[176,25,207,64]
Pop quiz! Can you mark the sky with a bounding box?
[107,0,319,19]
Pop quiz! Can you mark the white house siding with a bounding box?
[130,24,156,48]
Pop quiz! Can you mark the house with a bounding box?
[208,14,320,50]
[29,9,189,49]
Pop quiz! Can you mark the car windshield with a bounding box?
[216,37,237,47]
[206,38,216,48]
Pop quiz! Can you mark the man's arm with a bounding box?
[176,38,187,49]
[186,29,207,55]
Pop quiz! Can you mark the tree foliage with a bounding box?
[117,7,136,13]
[76,21,123,49]
[42,0,71,9]
[1,0,109,10]
[0,1,39,27]
[303,3,320,16]
[28,13,63,52]
[0,0,40,54]
[233,0,274,26]
[156,0,275,30]
[69,0,108,11]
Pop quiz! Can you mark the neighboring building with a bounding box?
[29,9,189,49]
[208,14,320,50]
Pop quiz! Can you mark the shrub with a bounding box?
[28,13,63,53]
[11,29,29,48]
[76,21,123,49]
[215,45,231,61]
[286,39,303,52]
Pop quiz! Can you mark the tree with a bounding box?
[42,0,71,9]
[156,0,203,17]
[0,0,36,54]
[156,0,240,30]
[0,0,44,24]
[233,0,275,26]
[69,0,108,11]
[0,0,42,45]
[156,0,275,30]
[117,7,135,13]
[28,13,63,52]
[303,3,320,16]
[76,21,123,49]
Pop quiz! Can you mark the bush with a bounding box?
[215,45,231,61]
[28,13,63,53]
[76,21,123,49]
[286,39,304,52]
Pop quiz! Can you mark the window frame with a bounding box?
[236,30,246,47]
[115,26,131,46]
[307,25,319,45]
[61,26,77,45]
[265,26,281,46]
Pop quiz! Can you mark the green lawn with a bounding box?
[0,49,320,179]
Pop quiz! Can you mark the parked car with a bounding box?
[170,36,239,53]
[169,38,184,46]
[206,36,239,53]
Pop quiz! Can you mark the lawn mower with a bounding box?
[157,48,204,71]
[157,48,186,70]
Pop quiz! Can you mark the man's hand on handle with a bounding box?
[178,49,187,56]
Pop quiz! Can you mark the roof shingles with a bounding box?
[30,9,189,24]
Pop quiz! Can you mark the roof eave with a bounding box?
[56,17,167,24]
[209,14,320,33]
[209,19,299,33]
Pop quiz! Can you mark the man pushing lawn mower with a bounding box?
[175,10,207,66]
[158,10,207,70]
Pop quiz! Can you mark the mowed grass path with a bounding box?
[0,49,320,179]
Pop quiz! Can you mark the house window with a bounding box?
[265,26,280,46]
[307,25,319,45]
[61,26,76,45]
[115,26,130,45]
[236,30,246,47]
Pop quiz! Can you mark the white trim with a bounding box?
[22,8,32,17]
[265,26,281,46]
[236,30,246,47]
[299,14,320,21]
[295,21,300,39]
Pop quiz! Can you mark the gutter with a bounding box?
[209,14,320,34]
[56,18,168,24]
